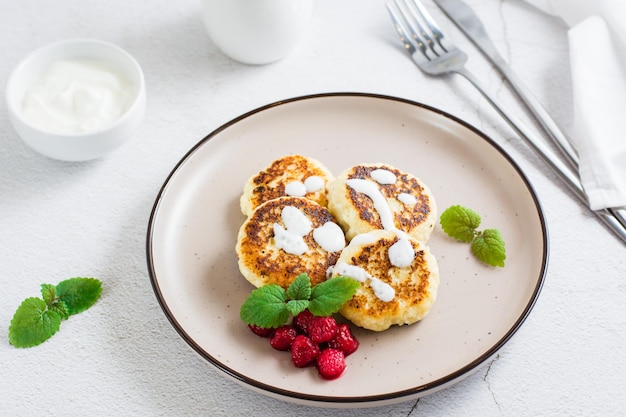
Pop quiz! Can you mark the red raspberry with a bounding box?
[316,348,346,380]
[308,316,338,344]
[293,309,315,334]
[248,324,274,338]
[290,335,321,368]
[269,325,297,351]
[327,323,359,355]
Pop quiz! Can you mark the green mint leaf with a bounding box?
[440,204,507,268]
[286,299,309,316]
[309,276,360,316]
[240,284,289,328]
[286,273,311,301]
[56,277,102,316]
[8,297,61,348]
[471,229,506,267]
[48,300,70,320]
[440,205,481,243]
[8,277,102,348]
[40,284,56,305]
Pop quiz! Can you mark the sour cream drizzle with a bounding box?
[312,222,345,253]
[304,176,324,192]
[346,178,396,231]
[371,168,397,185]
[273,205,344,255]
[398,192,417,205]
[285,175,325,197]
[285,181,307,197]
[273,206,311,255]
[332,168,421,302]
[333,260,395,302]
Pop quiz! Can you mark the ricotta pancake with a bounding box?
[328,229,439,332]
[240,154,334,217]
[327,163,437,242]
[236,196,346,289]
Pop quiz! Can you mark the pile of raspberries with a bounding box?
[248,309,360,380]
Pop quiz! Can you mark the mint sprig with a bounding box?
[309,277,361,316]
[240,273,359,328]
[440,205,506,267]
[9,277,102,348]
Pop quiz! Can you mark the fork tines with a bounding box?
[387,0,448,59]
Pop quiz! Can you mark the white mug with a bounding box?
[201,0,313,65]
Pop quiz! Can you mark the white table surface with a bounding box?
[2,0,625,416]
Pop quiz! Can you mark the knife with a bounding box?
[433,0,626,234]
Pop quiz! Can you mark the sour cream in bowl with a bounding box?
[6,39,146,161]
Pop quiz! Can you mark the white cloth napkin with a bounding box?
[524,0,626,210]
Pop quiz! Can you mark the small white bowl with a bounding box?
[6,38,146,161]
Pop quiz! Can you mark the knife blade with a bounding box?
[433,0,626,235]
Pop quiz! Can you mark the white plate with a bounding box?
[147,93,547,407]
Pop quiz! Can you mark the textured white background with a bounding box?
[1,0,625,416]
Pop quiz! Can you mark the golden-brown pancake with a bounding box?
[327,163,437,242]
[240,154,334,217]
[236,196,346,289]
[328,229,439,332]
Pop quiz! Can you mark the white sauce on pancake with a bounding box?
[273,206,311,255]
[285,176,325,197]
[398,192,417,205]
[371,169,397,184]
[285,181,307,197]
[387,233,415,267]
[273,223,308,255]
[332,261,395,302]
[346,179,396,230]
[313,222,345,252]
[274,205,345,255]
[304,176,324,192]
[345,178,416,268]
[281,206,312,236]
[340,173,423,302]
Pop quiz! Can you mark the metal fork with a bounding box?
[386,0,626,245]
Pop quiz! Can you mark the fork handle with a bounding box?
[455,67,626,244]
